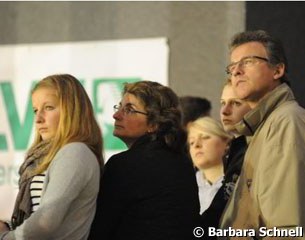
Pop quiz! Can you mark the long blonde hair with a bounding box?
[31,74,104,173]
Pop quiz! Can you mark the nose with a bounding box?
[231,63,244,77]
[113,109,123,120]
[194,138,202,148]
[221,103,231,116]
[35,110,44,124]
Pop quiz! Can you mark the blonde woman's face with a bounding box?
[220,84,251,133]
[32,87,60,141]
[188,126,228,170]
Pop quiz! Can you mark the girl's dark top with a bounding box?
[89,134,200,240]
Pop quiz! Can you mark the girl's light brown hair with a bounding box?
[31,74,104,173]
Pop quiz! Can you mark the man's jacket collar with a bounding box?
[235,83,295,136]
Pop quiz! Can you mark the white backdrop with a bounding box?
[0,38,168,220]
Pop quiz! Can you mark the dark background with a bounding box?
[247,2,305,108]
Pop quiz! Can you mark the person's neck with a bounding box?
[124,138,137,149]
[201,164,223,184]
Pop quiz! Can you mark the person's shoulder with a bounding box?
[58,142,93,156]
[261,101,305,143]
[103,150,140,181]
[53,142,98,167]
[61,142,88,149]
[105,149,131,167]
[108,149,129,160]
[272,100,305,122]
[105,144,169,170]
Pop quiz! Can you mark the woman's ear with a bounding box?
[147,124,158,133]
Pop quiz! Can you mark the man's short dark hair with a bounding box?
[230,30,289,84]
[179,96,211,127]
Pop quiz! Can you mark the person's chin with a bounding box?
[113,130,125,140]
[41,134,51,141]
[222,125,232,132]
[237,89,252,101]
[113,130,120,137]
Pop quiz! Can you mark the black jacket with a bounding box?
[89,135,200,240]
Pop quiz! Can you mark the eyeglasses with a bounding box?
[113,104,148,116]
[225,56,269,75]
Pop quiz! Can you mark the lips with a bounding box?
[114,124,124,129]
[222,119,232,125]
[38,128,47,132]
[195,152,204,157]
[235,79,246,87]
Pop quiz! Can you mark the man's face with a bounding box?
[229,42,282,108]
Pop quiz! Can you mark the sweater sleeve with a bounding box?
[5,142,100,240]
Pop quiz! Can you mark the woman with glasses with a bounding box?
[89,81,200,240]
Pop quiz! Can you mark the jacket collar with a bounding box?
[129,133,162,150]
[235,83,295,136]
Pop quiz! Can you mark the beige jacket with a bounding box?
[220,84,305,240]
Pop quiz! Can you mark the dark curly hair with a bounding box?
[123,81,186,152]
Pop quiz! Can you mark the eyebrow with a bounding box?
[32,101,56,107]
[122,103,135,107]
[121,102,143,110]
[220,98,242,101]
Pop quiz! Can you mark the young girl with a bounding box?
[0,74,103,240]
[187,117,232,214]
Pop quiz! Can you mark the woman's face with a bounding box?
[32,87,60,141]
[113,93,154,148]
[188,126,228,170]
[220,84,251,134]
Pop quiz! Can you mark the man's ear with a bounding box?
[273,63,285,80]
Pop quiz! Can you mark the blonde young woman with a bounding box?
[220,80,251,198]
[187,117,232,215]
[0,74,103,240]
[198,81,252,239]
